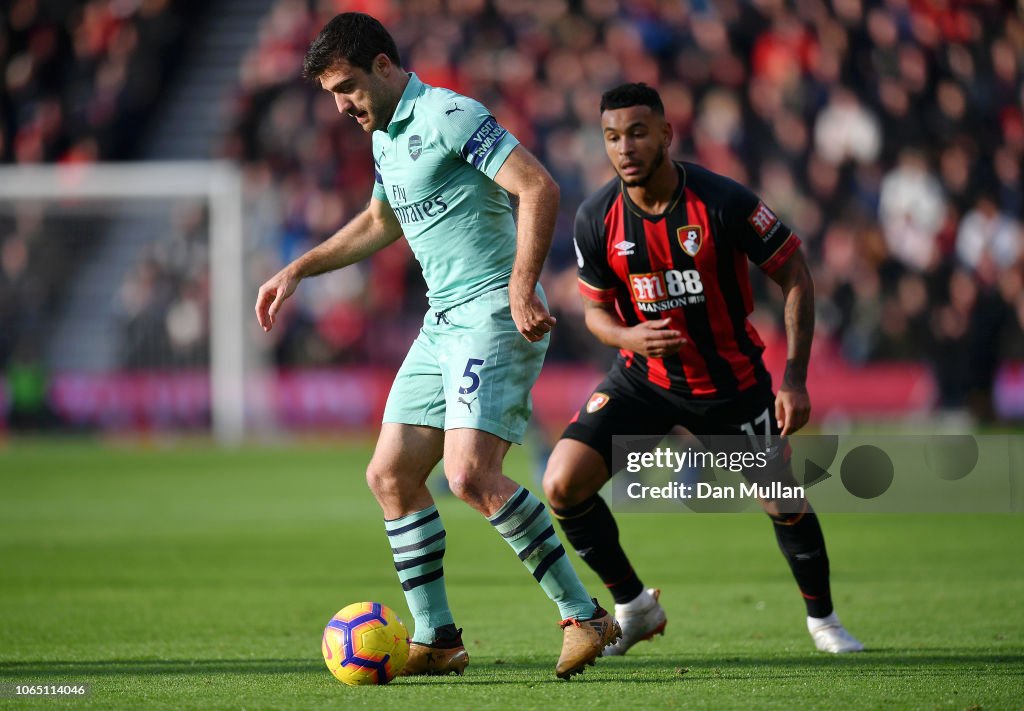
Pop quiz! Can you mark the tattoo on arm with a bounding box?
[783,358,808,390]
[781,269,814,390]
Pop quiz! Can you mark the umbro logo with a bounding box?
[445,104,464,116]
[614,240,635,256]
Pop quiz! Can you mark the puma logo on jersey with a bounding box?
[457,396,477,413]
[445,104,464,116]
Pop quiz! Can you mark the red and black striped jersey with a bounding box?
[574,161,800,399]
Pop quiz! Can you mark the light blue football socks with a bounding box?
[488,486,596,621]
[385,505,454,644]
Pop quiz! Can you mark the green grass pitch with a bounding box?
[1,439,1022,710]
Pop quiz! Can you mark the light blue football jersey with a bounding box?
[371,73,520,308]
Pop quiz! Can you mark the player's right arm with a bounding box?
[573,202,684,358]
[255,197,402,332]
[583,300,684,358]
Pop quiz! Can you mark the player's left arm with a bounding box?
[492,146,559,342]
[767,247,815,436]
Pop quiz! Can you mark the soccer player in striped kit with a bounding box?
[543,83,863,656]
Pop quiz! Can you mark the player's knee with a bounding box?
[365,462,402,503]
[542,465,584,509]
[445,467,490,507]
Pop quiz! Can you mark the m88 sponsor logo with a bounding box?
[629,270,705,312]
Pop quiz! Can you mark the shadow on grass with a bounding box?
[0,659,323,677]
[376,649,1024,687]
[605,650,1024,668]
[2,649,1021,685]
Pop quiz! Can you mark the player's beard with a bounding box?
[360,82,395,132]
[622,144,666,188]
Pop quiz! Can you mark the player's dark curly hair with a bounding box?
[303,13,402,80]
[600,83,665,115]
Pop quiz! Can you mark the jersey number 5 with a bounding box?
[458,358,485,394]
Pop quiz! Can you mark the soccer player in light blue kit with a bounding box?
[255,13,619,679]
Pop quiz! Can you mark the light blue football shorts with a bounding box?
[382,285,549,444]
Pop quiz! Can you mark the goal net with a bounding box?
[0,162,254,444]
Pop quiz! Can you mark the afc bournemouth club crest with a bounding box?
[586,392,610,414]
[408,135,422,161]
[677,225,703,257]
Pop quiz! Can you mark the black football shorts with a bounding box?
[561,365,782,475]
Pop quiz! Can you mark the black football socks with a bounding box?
[551,494,644,605]
[770,503,834,618]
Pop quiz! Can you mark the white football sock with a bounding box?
[617,588,655,613]
[807,611,840,632]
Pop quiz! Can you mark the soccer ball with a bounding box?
[322,602,410,686]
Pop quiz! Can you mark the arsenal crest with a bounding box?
[677,225,703,257]
[408,135,422,161]
[586,392,610,413]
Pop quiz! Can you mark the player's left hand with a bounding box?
[510,285,557,342]
[775,386,811,437]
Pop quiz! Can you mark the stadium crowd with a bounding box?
[228,0,1024,415]
[1,0,198,163]
[3,0,1024,419]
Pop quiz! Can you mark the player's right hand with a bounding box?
[255,268,301,332]
[624,318,685,358]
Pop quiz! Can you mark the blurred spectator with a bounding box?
[955,195,1024,419]
[115,203,212,369]
[879,149,946,273]
[956,195,1022,276]
[813,88,881,166]
[4,338,57,430]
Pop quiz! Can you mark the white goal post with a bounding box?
[0,162,246,444]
